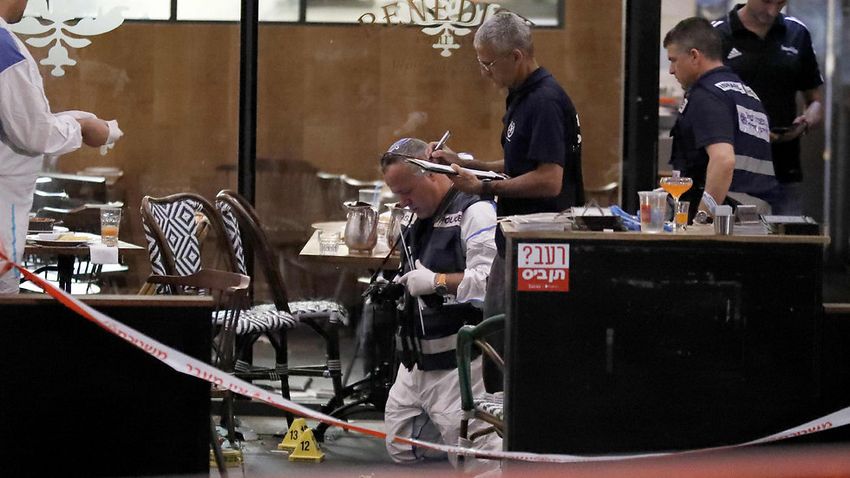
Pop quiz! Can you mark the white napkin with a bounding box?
[89,243,119,265]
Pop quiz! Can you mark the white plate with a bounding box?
[27,226,69,235]
[30,232,97,247]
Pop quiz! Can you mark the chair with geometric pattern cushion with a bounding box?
[140,193,298,405]
[457,314,505,448]
[215,189,350,432]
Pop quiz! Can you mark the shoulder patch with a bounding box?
[0,29,26,74]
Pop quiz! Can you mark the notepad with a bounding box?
[404,158,507,181]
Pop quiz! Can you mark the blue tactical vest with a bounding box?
[671,66,779,206]
[397,189,484,371]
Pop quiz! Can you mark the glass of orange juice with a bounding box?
[660,171,693,232]
[100,207,122,247]
[675,201,690,232]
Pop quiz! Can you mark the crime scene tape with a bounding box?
[1,247,848,464]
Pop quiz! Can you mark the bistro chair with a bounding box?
[215,189,350,431]
[145,268,250,474]
[140,193,298,407]
[457,314,505,451]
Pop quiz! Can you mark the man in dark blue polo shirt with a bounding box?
[428,10,583,391]
[665,17,780,218]
[713,1,824,215]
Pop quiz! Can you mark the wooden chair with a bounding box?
[215,189,351,435]
[145,269,250,475]
[140,193,298,407]
[457,314,505,449]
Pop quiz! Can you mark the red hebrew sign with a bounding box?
[516,243,570,292]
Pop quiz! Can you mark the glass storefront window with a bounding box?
[306,0,562,26]
[177,0,299,22]
[24,0,171,20]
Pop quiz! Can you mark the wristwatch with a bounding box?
[434,273,448,296]
[480,180,494,198]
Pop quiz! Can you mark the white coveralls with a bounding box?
[0,19,88,293]
[385,200,502,468]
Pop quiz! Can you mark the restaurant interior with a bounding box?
[2,0,850,476]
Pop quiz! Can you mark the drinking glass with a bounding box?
[660,171,693,227]
[100,207,121,247]
[638,191,667,233]
[674,201,690,232]
[318,230,341,255]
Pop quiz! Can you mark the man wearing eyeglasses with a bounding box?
[428,10,584,392]
[0,0,123,293]
[379,138,500,469]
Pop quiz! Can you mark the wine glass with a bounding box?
[659,171,693,232]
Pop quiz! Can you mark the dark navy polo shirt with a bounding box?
[714,5,823,182]
[670,66,779,215]
[497,67,583,253]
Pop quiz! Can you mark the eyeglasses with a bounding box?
[477,53,510,73]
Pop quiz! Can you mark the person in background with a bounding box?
[0,0,123,293]
[427,10,584,392]
[713,0,824,215]
[665,16,781,221]
[379,138,500,468]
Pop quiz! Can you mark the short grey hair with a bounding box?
[474,11,533,56]
[380,137,429,174]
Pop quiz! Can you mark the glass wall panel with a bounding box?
[14,2,239,291]
[305,0,561,26]
[24,0,171,20]
[177,0,299,22]
[255,2,624,306]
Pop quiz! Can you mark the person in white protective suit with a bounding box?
[379,138,502,470]
[0,0,123,293]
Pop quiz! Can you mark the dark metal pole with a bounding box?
[239,0,258,205]
[621,0,661,214]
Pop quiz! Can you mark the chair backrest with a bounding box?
[457,314,505,414]
[146,269,250,371]
[215,189,292,313]
[140,193,238,278]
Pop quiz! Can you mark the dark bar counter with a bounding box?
[502,224,844,454]
[0,295,212,477]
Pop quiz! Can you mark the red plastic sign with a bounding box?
[517,242,570,292]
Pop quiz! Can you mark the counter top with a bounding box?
[502,222,830,245]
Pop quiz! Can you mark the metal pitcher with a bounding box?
[343,201,378,252]
[384,203,409,250]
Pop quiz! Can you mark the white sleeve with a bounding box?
[0,62,83,156]
[455,200,498,305]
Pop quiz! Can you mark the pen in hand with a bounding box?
[433,130,451,152]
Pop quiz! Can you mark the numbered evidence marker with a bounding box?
[277,417,310,452]
[288,428,325,463]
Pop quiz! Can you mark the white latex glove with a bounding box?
[100,119,123,155]
[397,259,436,297]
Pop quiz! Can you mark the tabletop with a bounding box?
[24,237,146,256]
[300,222,400,270]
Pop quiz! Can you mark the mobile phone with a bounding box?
[771,126,792,134]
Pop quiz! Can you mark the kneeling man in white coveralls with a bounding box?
[379,137,502,468]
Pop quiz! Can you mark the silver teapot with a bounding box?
[343,201,378,253]
[384,203,410,250]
